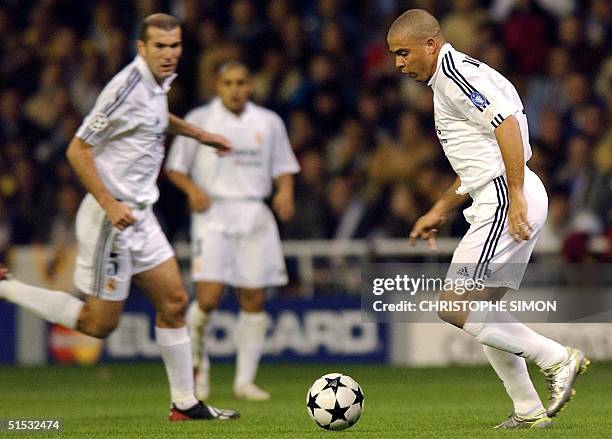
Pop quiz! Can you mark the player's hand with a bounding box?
[272,190,295,222]
[188,188,211,213]
[409,207,447,251]
[507,190,532,242]
[196,130,232,155]
[105,200,137,231]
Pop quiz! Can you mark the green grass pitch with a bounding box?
[1,361,610,438]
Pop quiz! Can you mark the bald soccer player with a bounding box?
[387,9,588,430]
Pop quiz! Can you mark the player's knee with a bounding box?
[79,316,119,339]
[159,289,189,322]
[198,293,222,312]
[437,309,464,328]
[239,290,265,312]
[76,304,121,339]
[437,308,452,323]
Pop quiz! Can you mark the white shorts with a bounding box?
[190,200,287,289]
[449,168,548,289]
[74,194,175,301]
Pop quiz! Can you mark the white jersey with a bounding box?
[165,97,300,200]
[75,55,176,205]
[428,43,531,195]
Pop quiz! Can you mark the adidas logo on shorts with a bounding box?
[456,266,469,277]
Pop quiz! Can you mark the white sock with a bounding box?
[155,326,198,409]
[483,345,545,417]
[233,311,268,389]
[463,305,568,369]
[0,279,83,328]
[185,301,210,369]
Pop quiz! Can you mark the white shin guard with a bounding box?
[185,301,210,369]
[156,326,198,409]
[483,345,545,417]
[233,311,268,389]
[463,306,568,370]
[0,279,83,329]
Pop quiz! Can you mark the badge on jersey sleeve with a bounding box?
[469,91,488,108]
[87,112,110,132]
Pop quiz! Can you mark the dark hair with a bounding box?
[138,13,180,42]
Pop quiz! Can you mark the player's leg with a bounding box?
[185,222,234,400]
[438,286,566,369]
[441,172,586,423]
[233,287,269,400]
[0,274,85,330]
[484,345,539,414]
[484,346,548,427]
[131,209,238,420]
[133,257,196,407]
[76,296,125,338]
[133,257,238,420]
[0,273,125,338]
[0,194,126,338]
[458,293,588,419]
[437,287,546,419]
[438,287,551,427]
[187,281,225,400]
[232,211,286,401]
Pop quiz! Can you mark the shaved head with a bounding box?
[216,60,250,78]
[388,9,441,42]
[387,9,445,83]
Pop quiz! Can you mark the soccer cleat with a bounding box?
[233,383,271,401]
[194,367,210,401]
[542,347,590,418]
[168,401,239,421]
[494,411,552,429]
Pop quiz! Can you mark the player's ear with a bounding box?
[246,78,254,95]
[426,38,435,54]
[137,39,146,57]
[215,74,223,91]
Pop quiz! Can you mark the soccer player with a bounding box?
[165,61,300,401]
[387,10,588,429]
[0,14,239,421]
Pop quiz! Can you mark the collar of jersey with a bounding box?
[212,97,253,120]
[427,43,453,88]
[134,55,177,94]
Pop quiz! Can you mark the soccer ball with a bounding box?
[306,373,364,431]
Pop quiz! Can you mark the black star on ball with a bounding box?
[325,400,350,424]
[322,377,347,395]
[307,391,320,416]
[352,386,364,408]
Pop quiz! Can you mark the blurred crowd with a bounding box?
[0,0,610,263]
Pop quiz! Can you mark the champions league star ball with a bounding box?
[306,373,364,431]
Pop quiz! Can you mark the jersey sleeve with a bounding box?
[441,56,521,131]
[75,80,141,147]
[165,111,201,175]
[269,113,300,178]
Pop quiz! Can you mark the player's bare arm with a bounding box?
[167,113,232,153]
[272,174,295,222]
[495,115,531,242]
[166,170,211,212]
[66,136,137,230]
[409,177,468,250]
